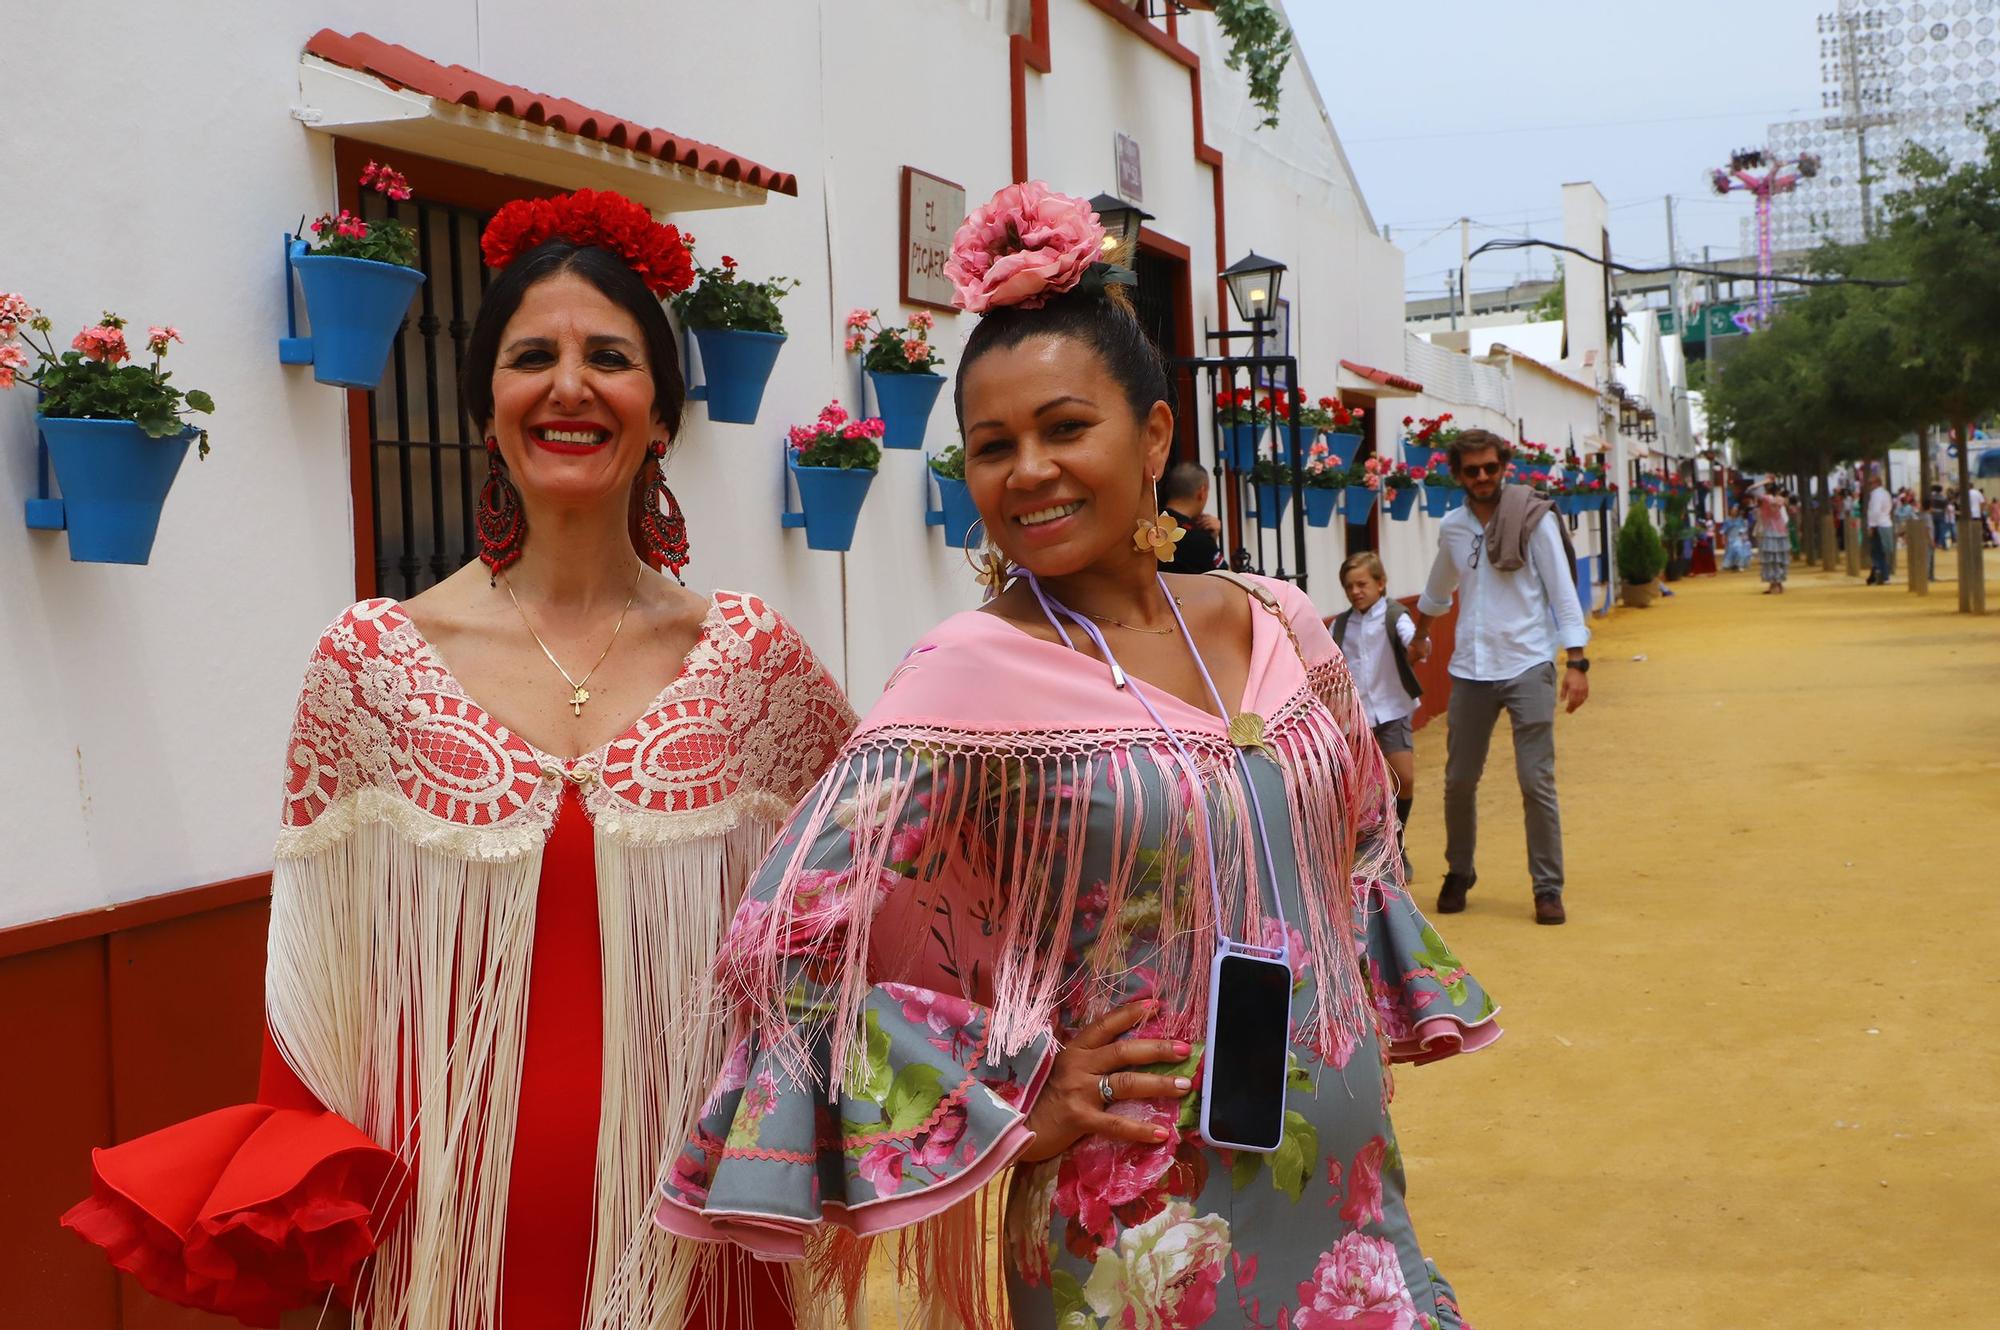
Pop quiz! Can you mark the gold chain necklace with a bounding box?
[503,562,644,716]
[1077,597,1184,636]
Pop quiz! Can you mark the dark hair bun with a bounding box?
[952,285,1174,430]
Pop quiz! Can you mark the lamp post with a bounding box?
[1088,193,1154,260]
[1221,251,1286,358]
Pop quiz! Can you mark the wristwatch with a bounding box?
[1565,657,1591,673]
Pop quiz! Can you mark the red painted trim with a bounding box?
[0,872,273,962]
[1084,0,1198,66]
[1137,225,1190,262]
[1009,0,1052,181]
[1006,0,1229,335]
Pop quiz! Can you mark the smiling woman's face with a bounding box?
[958,333,1174,579]
[487,271,660,508]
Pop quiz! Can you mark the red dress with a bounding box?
[64,593,854,1327]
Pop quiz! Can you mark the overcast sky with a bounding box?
[1289,1,1829,300]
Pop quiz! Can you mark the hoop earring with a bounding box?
[632,441,690,579]
[961,517,1010,598]
[477,436,526,583]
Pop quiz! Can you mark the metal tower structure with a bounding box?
[1767,1,1998,250]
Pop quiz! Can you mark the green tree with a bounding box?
[1526,260,1564,324]
[1883,109,2000,611]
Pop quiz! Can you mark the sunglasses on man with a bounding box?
[1459,461,1504,478]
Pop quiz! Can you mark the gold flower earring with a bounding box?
[1133,472,1185,561]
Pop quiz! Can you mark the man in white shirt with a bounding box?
[1409,429,1591,926]
[1865,473,1895,584]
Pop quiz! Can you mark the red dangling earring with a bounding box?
[477,436,526,582]
[632,441,690,578]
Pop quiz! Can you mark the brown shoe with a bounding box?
[1534,894,1567,926]
[1437,874,1474,914]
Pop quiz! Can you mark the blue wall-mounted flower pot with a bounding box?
[1344,485,1377,521]
[1305,487,1339,528]
[1424,486,1452,517]
[1254,483,1292,529]
[1565,467,1583,487]
[1402,441,1445,472]
[868,371,945,450]
[1320,432,1364,469]
[926,470,980,548]
[782,454,875,551]
[1387,488,1419,521]
[1271,425,1311,465]
[1220,422,1265,471]
[691,328,786,425]
[34,416,194,564]
[279,238,425,390]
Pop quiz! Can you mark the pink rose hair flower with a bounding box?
[945,181,1106,313]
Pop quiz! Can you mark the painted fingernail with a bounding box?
[1173,1077,1192,1092]
[1153,1126,1171,1141]
[1173,1041,1191,1057]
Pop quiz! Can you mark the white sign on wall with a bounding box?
[902,166,965,312]
[1115,132,1143,204]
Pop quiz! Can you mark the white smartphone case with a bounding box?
[1197,944,1293,1154]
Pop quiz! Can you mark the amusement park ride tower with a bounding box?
[1710,148,1821,329]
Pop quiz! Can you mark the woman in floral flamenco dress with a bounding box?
[656,184,1499,1330]
[62,189,854,1328]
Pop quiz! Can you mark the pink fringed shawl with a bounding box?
[708,575,1403,1326]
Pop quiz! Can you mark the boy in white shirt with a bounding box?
[1333,552,1423,865]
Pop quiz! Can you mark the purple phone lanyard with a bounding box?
[1021,570,1290,963]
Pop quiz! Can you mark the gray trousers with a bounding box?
[1444,661,1564,896]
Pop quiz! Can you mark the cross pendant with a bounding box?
[569,685,590,717]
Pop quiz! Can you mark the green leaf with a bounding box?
[1230,1148,1263,1190]
[844,1009,894,1104]
[1268,1109,1318,1203]
[1052,1268,1096,1330]
[184,389,214,413]
[880,1062,945,1134]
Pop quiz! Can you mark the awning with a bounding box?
[296,31,797,212]
[1337,359,1423,397]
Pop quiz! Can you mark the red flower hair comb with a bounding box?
[480,189,695,298]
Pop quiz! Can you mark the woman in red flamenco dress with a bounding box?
[62,189,855,1328]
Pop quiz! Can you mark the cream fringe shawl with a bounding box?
[267,788,787,1330]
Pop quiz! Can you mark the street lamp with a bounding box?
[1089,193,1154,258]
[1221,251,1286,324]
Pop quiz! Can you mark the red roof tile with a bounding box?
[1339,359,1424,393]
[304,30,798,197]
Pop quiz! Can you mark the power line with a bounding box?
[1463,237,1906,288]
[1346,105,1815,146]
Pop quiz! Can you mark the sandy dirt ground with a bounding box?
[865,553,2000,1329]
[1387,553,2000,1329]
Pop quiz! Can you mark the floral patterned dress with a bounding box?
[657,575,1498,1330]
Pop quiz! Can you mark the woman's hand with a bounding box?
[1016,1000,1194,1164]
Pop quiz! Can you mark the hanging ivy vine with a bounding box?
[1212,0,1292,129]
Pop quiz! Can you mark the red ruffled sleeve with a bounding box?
[61,1036,405,1328]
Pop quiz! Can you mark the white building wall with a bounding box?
[0,2,1406,926]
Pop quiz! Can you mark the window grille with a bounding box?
[355,191,494,598]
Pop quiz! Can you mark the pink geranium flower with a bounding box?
[0,292,35,337]
[146,325,183,356]
[71,324,129,365]
[944,181,1106,313]
[0,343,27,390]
[1293,1231,1419,1329]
